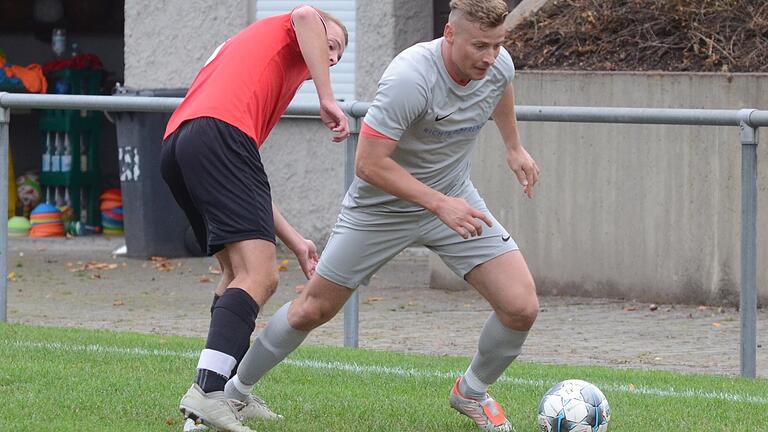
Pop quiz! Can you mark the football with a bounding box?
[537,379,611,432]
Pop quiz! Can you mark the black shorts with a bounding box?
[160,117,275,256]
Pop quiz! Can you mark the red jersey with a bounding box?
[164,11,310,147]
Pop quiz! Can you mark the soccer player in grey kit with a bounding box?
[226,0,540,430]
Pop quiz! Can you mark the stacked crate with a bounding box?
[39,68,102,227]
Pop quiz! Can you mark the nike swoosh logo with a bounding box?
[501,235,511,242]
[435,112,455,121]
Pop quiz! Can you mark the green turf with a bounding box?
[1,323,766,431]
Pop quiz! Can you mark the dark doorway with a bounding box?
[0,0,124,205]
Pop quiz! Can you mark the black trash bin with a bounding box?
[113,89,203,258]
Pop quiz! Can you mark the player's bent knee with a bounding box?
[232,269,279,305]
[288,300,334,331]
[497,295,539,331]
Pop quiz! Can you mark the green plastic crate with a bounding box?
[39,114,102,227]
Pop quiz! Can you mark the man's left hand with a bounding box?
[292,238,319,279]
[506,147,540,198]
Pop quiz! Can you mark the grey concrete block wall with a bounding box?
[122,0,767,304]
[356,0,433,100]
[259,119,346,250]
[125,0,433,95]
[432,72,768,305]
[122,0,433,245]
[124,0,247,89]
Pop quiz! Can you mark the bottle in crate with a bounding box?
[39,64,104,228]
[61,133,72,172]
[39,119,102,227]
[42,132,52,172]
[80,135,88,172]
[51,132,61,172]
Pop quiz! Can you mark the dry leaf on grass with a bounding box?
[149,256,175,272]
[69,262,119,272]
[363,296,384,304]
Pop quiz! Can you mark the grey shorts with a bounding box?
[316,185,519,289]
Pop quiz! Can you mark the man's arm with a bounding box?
[491,84,540,198]
[355,134,492,239]
[272,202,318,279]
[291,6,349,142]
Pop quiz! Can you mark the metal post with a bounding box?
[343,116,360,347]
[0,107,9,322]
[738,109,758,378]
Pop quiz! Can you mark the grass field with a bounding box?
[1,323,766,432]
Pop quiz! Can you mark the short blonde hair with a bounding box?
[317,9,349,47]
[449,0,509,29]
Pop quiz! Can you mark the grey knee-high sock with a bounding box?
[224,302,308,401]
[459,312,528,400]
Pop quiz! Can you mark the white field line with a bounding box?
[6,340,767,405]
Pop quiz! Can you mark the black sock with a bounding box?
[196,288,259,393]
[210,293,221,315]
[209,292,250,377]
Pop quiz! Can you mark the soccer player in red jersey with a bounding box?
[160,6,349,431]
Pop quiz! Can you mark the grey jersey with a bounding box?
[343,37,515,212]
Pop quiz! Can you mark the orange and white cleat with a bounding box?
[449,377,513,432]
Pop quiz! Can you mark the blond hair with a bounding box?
[449,0,509,29]
[317,9,349,47]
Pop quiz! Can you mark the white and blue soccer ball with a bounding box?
[537,379,611,432]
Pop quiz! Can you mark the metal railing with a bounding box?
[0,93,763,377]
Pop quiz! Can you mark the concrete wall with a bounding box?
[259,119,346,249]
[122,0,431,241]
[122,1,767,304]
[432,71,768,305]
[125,0,433,95]
[124,0,247,89]
[356,0,433,100]
[265,72,768,306]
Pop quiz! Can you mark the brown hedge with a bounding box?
[505,0,768,72]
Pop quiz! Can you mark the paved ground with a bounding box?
[5,236,767,378]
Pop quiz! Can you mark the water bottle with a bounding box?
[42,132,52,172]
[80,190,88,222]
[51,132,62,172]
[61,133,72,172]
[80,135,88,172]
[51,28,66,58]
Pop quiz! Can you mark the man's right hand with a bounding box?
[320,100,350,142]
[432,195,493,239]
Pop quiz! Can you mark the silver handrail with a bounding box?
[0,93,762,377]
